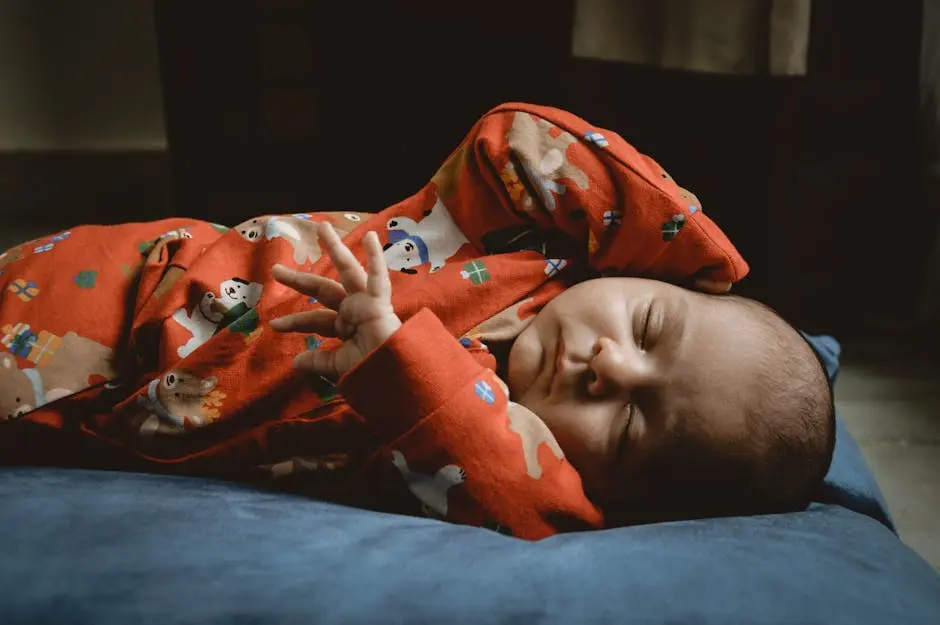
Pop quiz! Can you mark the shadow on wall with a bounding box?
[0,0,169,228]
[917,0,940,333]
[0,152,171,229]
[0,0,166,151]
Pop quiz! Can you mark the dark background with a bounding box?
[2,0,932,339]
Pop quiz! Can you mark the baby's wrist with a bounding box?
[358,314,402,355]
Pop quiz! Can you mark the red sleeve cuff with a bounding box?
[338,308,488,441]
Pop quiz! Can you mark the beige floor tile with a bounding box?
[836,366,940,402]
[855,442,940,570]
[839,400,940,444]
[836,349,940,571]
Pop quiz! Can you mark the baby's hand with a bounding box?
[694,278,732,294]
[270,223,401,379]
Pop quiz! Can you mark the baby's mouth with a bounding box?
[549,335,565,397]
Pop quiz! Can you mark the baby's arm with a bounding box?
[433,103,749,291]
[271,222,602,539]
[339,308,603,539]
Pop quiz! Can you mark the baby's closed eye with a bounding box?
[636,299,665,351]
[613,403,639,460]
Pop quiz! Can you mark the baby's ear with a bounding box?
[694,278,732,294]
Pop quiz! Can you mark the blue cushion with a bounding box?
[1,334,938,624]
[802,334,895,530]
[0,468,938,625]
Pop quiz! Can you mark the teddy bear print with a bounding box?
[0,245,24,273]
[382,196,470,274]
[465,298,537,342]
[506,401,566,479]
[0,354,36,421]
[158,227,193,242]
[328,212,367,239]
[506,112,590,213]
[429,142,469,203]
[492,376,565,479]
[119,228,193,281]
[658,170,701,212]
[390,449,466,519]
[171,277,264,358]
[131,368,225,435]
[678,187,701,212]
[152,266,187,300]
[0,332,116,421]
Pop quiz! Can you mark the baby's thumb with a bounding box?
[292,346,336,379]
[694,278,732,294]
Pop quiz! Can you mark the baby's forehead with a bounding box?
[692,292,778,341]
[596,276,685,292]
[669,300,778,422]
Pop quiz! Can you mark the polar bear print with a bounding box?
[390,449,466,519]
[171,292,222,358]
[220,278,263,309]
[383,197,470,274]
[171,277,263,358]
[234,215,320,265]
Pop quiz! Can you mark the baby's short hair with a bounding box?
[616,295,836,524]
[730,296,836,512]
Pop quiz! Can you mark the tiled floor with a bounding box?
[836,340,940,570]
[3,221,939,570]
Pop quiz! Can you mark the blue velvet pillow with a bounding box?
[803,334,894,529]
[0,335,938,625]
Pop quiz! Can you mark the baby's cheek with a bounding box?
[506,333,540,398]
[557,410,617,491]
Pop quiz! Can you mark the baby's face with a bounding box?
[508,277,767,511]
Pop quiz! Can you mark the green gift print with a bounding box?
[661,214,687,241]
[226,308,260,336]
[460,260,491,285]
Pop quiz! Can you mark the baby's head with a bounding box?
[508,277,835,525]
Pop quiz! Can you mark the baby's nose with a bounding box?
[588,338,649,396]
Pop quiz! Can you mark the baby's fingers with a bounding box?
[272,264,346,309]
[694,278,732,294]
[319,223,367,293]
[363,231,391,300]
[270,309,339,336]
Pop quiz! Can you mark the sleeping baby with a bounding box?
[0,103,834,538]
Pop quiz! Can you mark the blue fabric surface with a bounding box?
[1,334,938,624]
[803,334,895,530]
[0,468,938,625]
